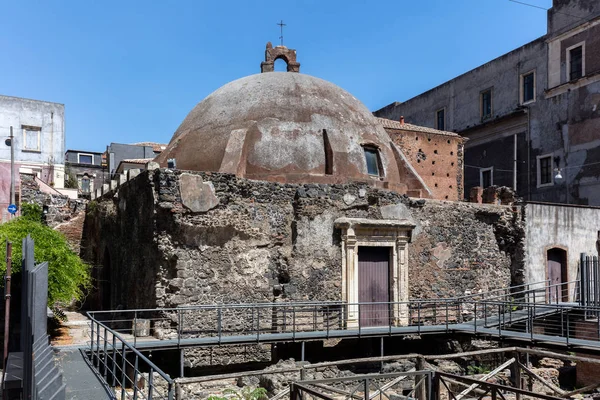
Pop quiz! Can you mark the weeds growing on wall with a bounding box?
[0,203,91,307]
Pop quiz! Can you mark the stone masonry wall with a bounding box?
[83,169,524,308]
[81,169,524,366]
[20,173,88,253]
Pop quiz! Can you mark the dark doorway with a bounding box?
[358,246,391,327]
[547,247,568,302]
[100,248,112,310]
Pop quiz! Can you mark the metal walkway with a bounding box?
[83,280,600,399]
[56,348,113,400]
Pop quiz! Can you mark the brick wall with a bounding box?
[386,128,464,201]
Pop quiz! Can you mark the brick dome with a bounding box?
[155,70,414,192]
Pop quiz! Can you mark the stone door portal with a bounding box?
[358,247,391,327]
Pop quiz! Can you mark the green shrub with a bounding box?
[0,216,91,306]
[20,202,43,223]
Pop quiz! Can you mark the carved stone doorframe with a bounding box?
[335,217,415,328]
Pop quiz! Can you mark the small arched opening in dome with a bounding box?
[274,58,288,72]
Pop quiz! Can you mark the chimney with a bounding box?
[399,116,405,125]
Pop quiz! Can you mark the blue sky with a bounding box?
[1,0,552,152]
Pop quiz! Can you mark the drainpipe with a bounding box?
[49,111,54,186]
[513,133,518,192]
[525,106,531,201]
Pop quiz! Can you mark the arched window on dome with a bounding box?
[362,145,383,177]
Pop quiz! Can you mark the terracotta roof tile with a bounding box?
[377,117,464,138]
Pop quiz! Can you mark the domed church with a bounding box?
[155,43,463,199]
[83,43,527,369]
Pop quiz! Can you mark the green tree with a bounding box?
[0,206,91,306]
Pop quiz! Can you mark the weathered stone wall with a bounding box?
[81,169,525,366]
[82,169,523,309]
[19,173,88,253]
[20,173,87,227]
[81,169,159,310]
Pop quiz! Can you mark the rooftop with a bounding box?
[130,142,168,152]
[377,117,463,138]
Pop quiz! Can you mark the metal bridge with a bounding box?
[84,279,600,399]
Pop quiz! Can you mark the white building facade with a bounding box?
[0,95,66,221]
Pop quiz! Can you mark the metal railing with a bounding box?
[88,316,175,399]
[85,280,600,399]
[290,370,433,400]
[288,369,570,400]
[85,281,598,348]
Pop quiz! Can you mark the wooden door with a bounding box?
[358,247,391,327]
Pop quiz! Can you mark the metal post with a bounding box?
[121,346,127,400]
[103,326,108,378]
[427,371,432,400]
[1,241,12,400]
[530,305,534,341]
[132,355,139,399]
[389,302,392,335]
[566,309,570,346]
[90,319,95,364]
[417,302,421,335]
[592,256,600,310]
[134,311,138,347]
[484,301,488,326]
[292,306,296,341]
[217,307,222,344]
[498,304,502,337]
[300,342,305,362]
[177,310,182,348]
[148,368,154,400]
[9,127,15,214]
[474,303,478,334]
[581,253,587,307]
[180,349,185,378]
[432,373,440,400]
[326,305,330,338]
[112,334,117,387]
[96,322,101,367]
[380,337,384,371]
[168,381,174,400]
[364,378,370,400]
[445,301,449,332]
[257,306,260,342]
